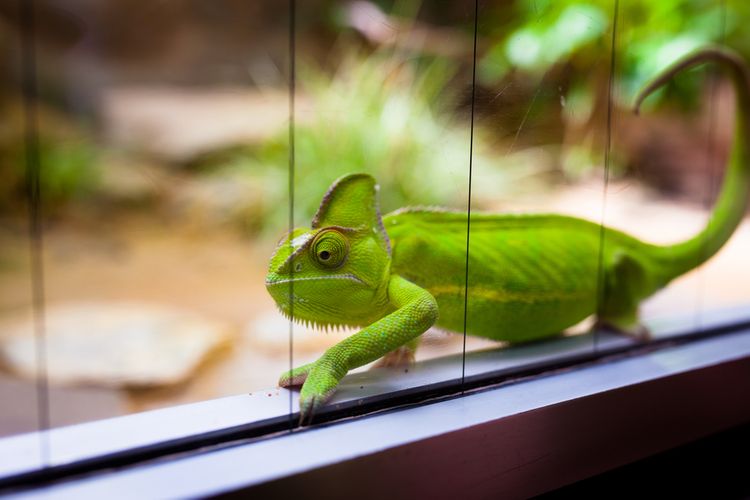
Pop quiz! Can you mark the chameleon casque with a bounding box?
[265,48,750,420]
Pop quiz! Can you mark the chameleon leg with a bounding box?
[371,337,420,369]
[594,312,651,342]
[595,250,652,342]
[296,275,438,423]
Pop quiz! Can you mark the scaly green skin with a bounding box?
[265,47,750,421]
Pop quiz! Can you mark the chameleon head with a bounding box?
[265,174,392,327]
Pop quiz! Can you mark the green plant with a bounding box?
[479,0,742,104]
[217,49,532,234]
[0,102,99,212]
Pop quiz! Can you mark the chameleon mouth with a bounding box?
[264,274,365,286]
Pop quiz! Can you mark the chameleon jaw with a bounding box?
[273,304,354,332]
[264,273,366,287]
[265,273,371,331]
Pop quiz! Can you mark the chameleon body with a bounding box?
[265,48,750,419]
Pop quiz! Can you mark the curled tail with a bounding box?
[639,47,750,281]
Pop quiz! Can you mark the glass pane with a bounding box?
[608,0,747,338]
[0,1,41,439]
[465,0,614,377]
[1,0,744,442]
[698,1,750,328]
[2,2,291,431]
[279,1,476,420]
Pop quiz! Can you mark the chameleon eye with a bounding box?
[311,229,349,269]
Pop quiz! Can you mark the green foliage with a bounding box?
[481,3,608,82]
[0,103,99,211]
[472,0,750,180]
[37,137,99,205]
[479,0,744,103]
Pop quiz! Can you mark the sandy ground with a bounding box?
[0,179,749,436]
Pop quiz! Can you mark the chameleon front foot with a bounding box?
[297,365,341,425]
[279,360,344,425]
[278,362,315,388]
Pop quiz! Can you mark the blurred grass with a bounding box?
[196,49,536,234]
[0,101,98,213]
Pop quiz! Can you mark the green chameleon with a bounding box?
[265,47,749,420]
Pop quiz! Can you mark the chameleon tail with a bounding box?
[637,47,750,282]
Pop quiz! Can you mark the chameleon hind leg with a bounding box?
[594,311,651,342]
[371,338,420,369]
[595,250,652,342]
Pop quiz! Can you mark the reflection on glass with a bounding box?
[0,0,746,438]
[608,0,748,335]
[0,3,40,439]
[1,2,292,432]
[463,0,614,376]
[282,2,476,417]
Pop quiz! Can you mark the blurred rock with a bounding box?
[101,87,289,161]
[0,302,233,388]
[96,152,170,204]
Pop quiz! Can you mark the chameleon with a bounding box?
[265,47,750,421]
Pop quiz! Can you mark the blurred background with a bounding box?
[1,0,749,437]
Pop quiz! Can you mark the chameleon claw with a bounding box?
[298,398,314,426]
[298,393,330,426]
